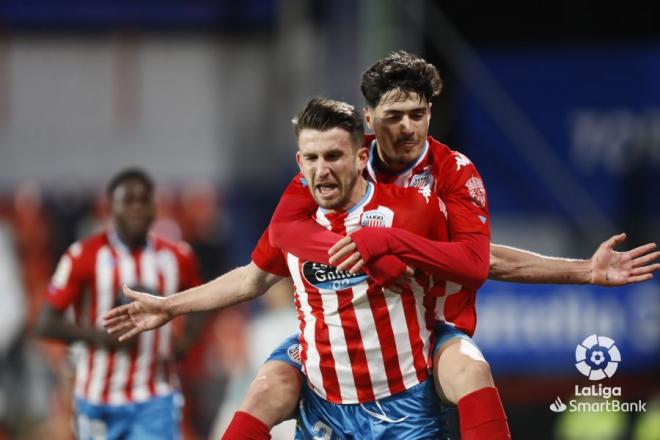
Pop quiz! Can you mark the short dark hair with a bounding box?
[292,97,364,148]
[107,168,155,198]
[360,50,443,108]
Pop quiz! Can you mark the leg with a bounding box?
[238,360,303,427]
[433,337,493,404]
[222,333,304,439]
[432,324,510,440]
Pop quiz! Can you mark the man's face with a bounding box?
[110,178,155,242]
[296,127,369,211]
[364,90,431,171]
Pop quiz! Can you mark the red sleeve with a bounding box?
[251,228,290,277]
[176,242,203,288]
[437,152,491,237]
[268,174,407,286]
[350,228,489,290]
[45,242,86,312]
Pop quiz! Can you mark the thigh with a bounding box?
[365,381,447,440]
[295,383,362,440]
[127,394,181,440]
[75,398,130,440]
[433,332,492,404]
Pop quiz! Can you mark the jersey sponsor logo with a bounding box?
[439,198,448,218]
[418,186,432,203]
[360,206,394,228]
[455,152,472,170]
[465,177,486,207]
[410,171,434,189]
[301,262,367,290]
[287,343,302,365]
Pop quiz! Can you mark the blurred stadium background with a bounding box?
[0,0,658,439]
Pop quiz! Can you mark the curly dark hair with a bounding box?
[107,168,154,199]
[360,50,443,108]
[292,97,365,149]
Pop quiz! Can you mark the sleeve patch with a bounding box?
[465,177,486,208]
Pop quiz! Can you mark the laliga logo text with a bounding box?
[549,335,646,414]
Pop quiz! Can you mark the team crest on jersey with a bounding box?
[410,171,434,189]
[302,262,367,290]
[465,177,486,208]
[360,206,394,228]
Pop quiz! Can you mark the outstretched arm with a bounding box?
[103,262,283,341]
[489,233,659,285]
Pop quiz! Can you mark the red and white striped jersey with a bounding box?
[46,230,201,405]
[254,181,449,404]
[364,135,490,336]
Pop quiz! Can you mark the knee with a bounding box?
[456,359,494,395]
[240,362,302,426]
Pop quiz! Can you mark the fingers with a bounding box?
[336,252,361,272]
[631,251,660,268]
[348,258,365,274]
[329,242,358,265]
[628,243,658,260]
[123,284,139,300]
[118,327,142,342]
[404,266,415,277]
[603,232,627,249]
[106,320,136,336]
[329,236,353,256]
[631,263,660,276]
[102,303,132,320]
[626,274,653,284]
[102,314,131,329]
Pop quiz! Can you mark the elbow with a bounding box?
[470,259,489,288]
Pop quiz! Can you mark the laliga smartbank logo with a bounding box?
[575,334,620,380]
[549,334,646,414]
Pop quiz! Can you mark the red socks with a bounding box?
[221,411,271,440]
[457,387,511,440]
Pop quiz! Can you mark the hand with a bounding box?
[389,265,416,294]
[590,233,659,286]
[102,285,173,341]
[329,236,365,273]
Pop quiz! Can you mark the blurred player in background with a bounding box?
[37,168,202,440]
[224,50,659,440]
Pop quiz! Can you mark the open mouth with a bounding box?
[315,183,339,198]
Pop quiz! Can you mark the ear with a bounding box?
[363,107,374,130]
[356,146,369,172]
[295,150,303,172]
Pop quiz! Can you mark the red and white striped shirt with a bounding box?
[46,230,201,405]
[364,136,490,336]
[254,182,449,404]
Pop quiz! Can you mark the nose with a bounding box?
[400,115,413,134]
[315,158,331,179]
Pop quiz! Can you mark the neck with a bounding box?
[374,147,410,174]
[115,229,147,251]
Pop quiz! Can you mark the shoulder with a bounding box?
[70,232,108,258]
[151,234,196,260]
[375,183,434,209]
[427,137,474,170]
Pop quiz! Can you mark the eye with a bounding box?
[410,111,426,120]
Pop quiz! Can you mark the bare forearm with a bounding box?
[489,244,591,284]
[167,263,280,317]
